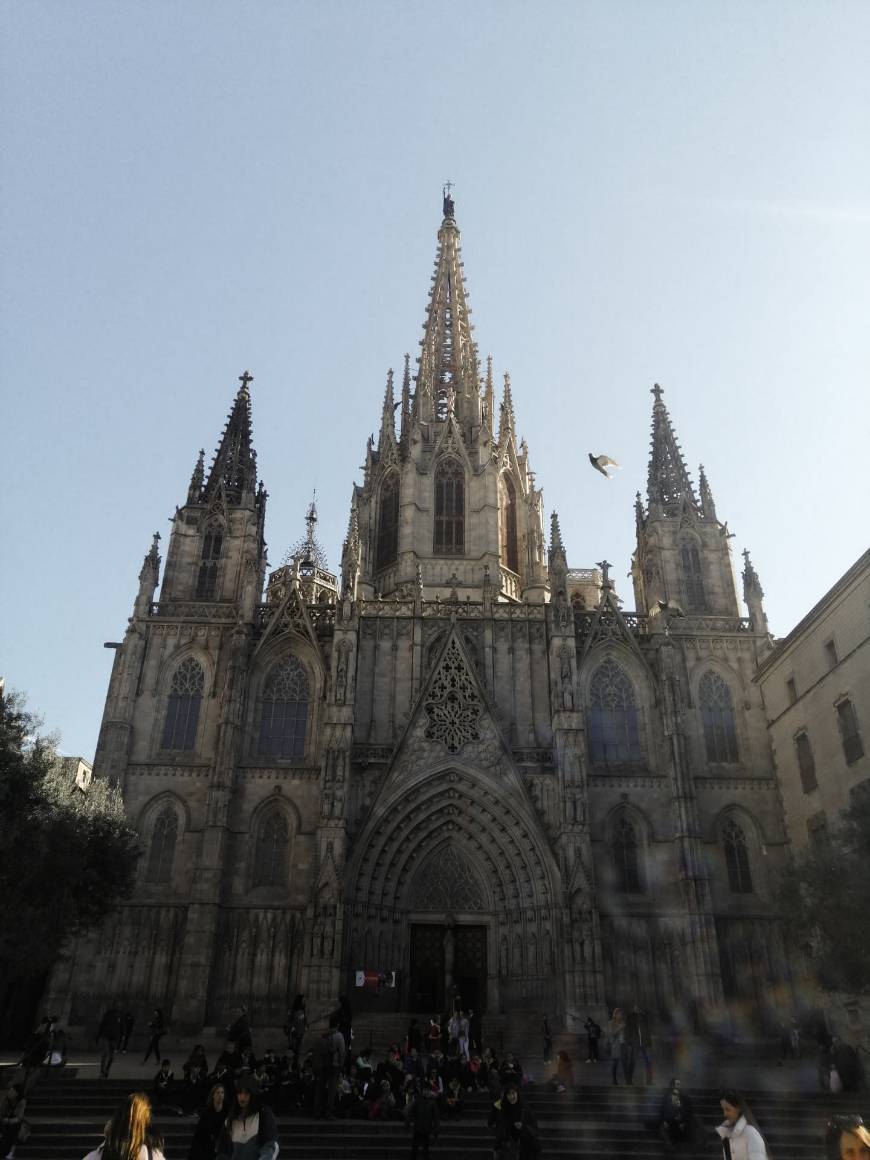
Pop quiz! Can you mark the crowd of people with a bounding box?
[5,998,869,1160]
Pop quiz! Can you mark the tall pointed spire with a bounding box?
[135,531,161,615]
[399,354,412,447]
[203,371,257,504]
[379,368,396,445]
[498,371,515,445]
[646,383,698,515]
[742,548,769,634]
[413,187,481,431]
[187,449,205,503]
[484,354,495,432]
[698,463,717,520]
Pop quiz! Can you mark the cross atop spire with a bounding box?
[203,372,258,505]
[442,181,455,220]
[646,383,698,515]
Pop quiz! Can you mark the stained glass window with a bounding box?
[699,671,739,763]
[161,657,204,750]
[258,656,309,757]
[588,659,642,765]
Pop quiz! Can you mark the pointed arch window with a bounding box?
[500,474,519,573]
[613,815,643,893]
[588,658,642,765]
[196,520,224,599]
[257,655,309,757]
[723,818,753,893]
[433,457,464,555]
[699,671,739,763]
[146,804,179,883]
[680,540,707,612]
[253,811,290,887]
[376,473,400,571]
[161,657,204,750]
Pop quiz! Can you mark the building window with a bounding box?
[680,541,707,612]
[588,658,642,765]
[794,730,817,793]
[613,816,642,893]
[836,698,864,765]
[786,677,797,705]
[146,804,178,883]
[500,474,519,573]
[375,473,399,571]
[722,818,753,893]
[433,457,464,555]
[196,521,223,599]
[698,671,739,763]
[824,639,839,670]
[161,657,205,750]
[258,656,309,757]
[253,811,290,887]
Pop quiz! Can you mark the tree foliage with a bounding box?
[0,690,140,979]
[776,790,870,993]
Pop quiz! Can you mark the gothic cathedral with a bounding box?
[49,192,791,1035]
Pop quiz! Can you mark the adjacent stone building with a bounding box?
[48,192,795,1034]
[755,549,870,851]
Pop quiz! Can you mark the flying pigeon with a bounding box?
[588,453,620,479]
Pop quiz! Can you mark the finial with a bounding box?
[550,511,564,552]
[596,559,613,587]
[147,531,161,563]
[651,382,664,405]
[442,181,455,220]
[239,370,253,392]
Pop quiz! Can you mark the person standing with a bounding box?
[96,1004,123,1079]
[82,1092,166,1160]
[226,1006,253,1053]
[716,1089,769,1159]
[312,1018,345,1120]
[457,1010,470,1060]
[285,995,306,1067]
[607,1007,627,1086]
[407,1085,439,1159]
[625,1002,653,1085]
[583,1016,601,1063]
[488,1083,541,1159]
[188,1082,228,1160]
[216,1077,279,1160]
[119,1010,135,1054]
[142,1008,166,1065]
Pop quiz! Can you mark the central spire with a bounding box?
[413,187,482,432]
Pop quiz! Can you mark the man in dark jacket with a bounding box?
[625,1003,653,1085]
[407,1085,439,1159]
[96,1004,122,1078]
[312,1018,345,1119]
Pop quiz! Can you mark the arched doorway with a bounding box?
[407,844,489,1012]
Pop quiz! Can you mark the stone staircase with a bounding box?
[14,1072,868,1159]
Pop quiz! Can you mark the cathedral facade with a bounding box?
[49,193,792,1034]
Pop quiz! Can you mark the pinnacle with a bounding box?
[203,372,257,504]
[550,511,564,552]
[646,384,698,513]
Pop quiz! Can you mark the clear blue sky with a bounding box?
[2,1,868,757]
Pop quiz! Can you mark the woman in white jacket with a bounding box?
[716,1089,769,1160]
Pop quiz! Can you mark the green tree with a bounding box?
[776,790,870,993]
[0,689,140,982]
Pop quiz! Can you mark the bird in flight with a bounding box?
[588,453,620,478]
